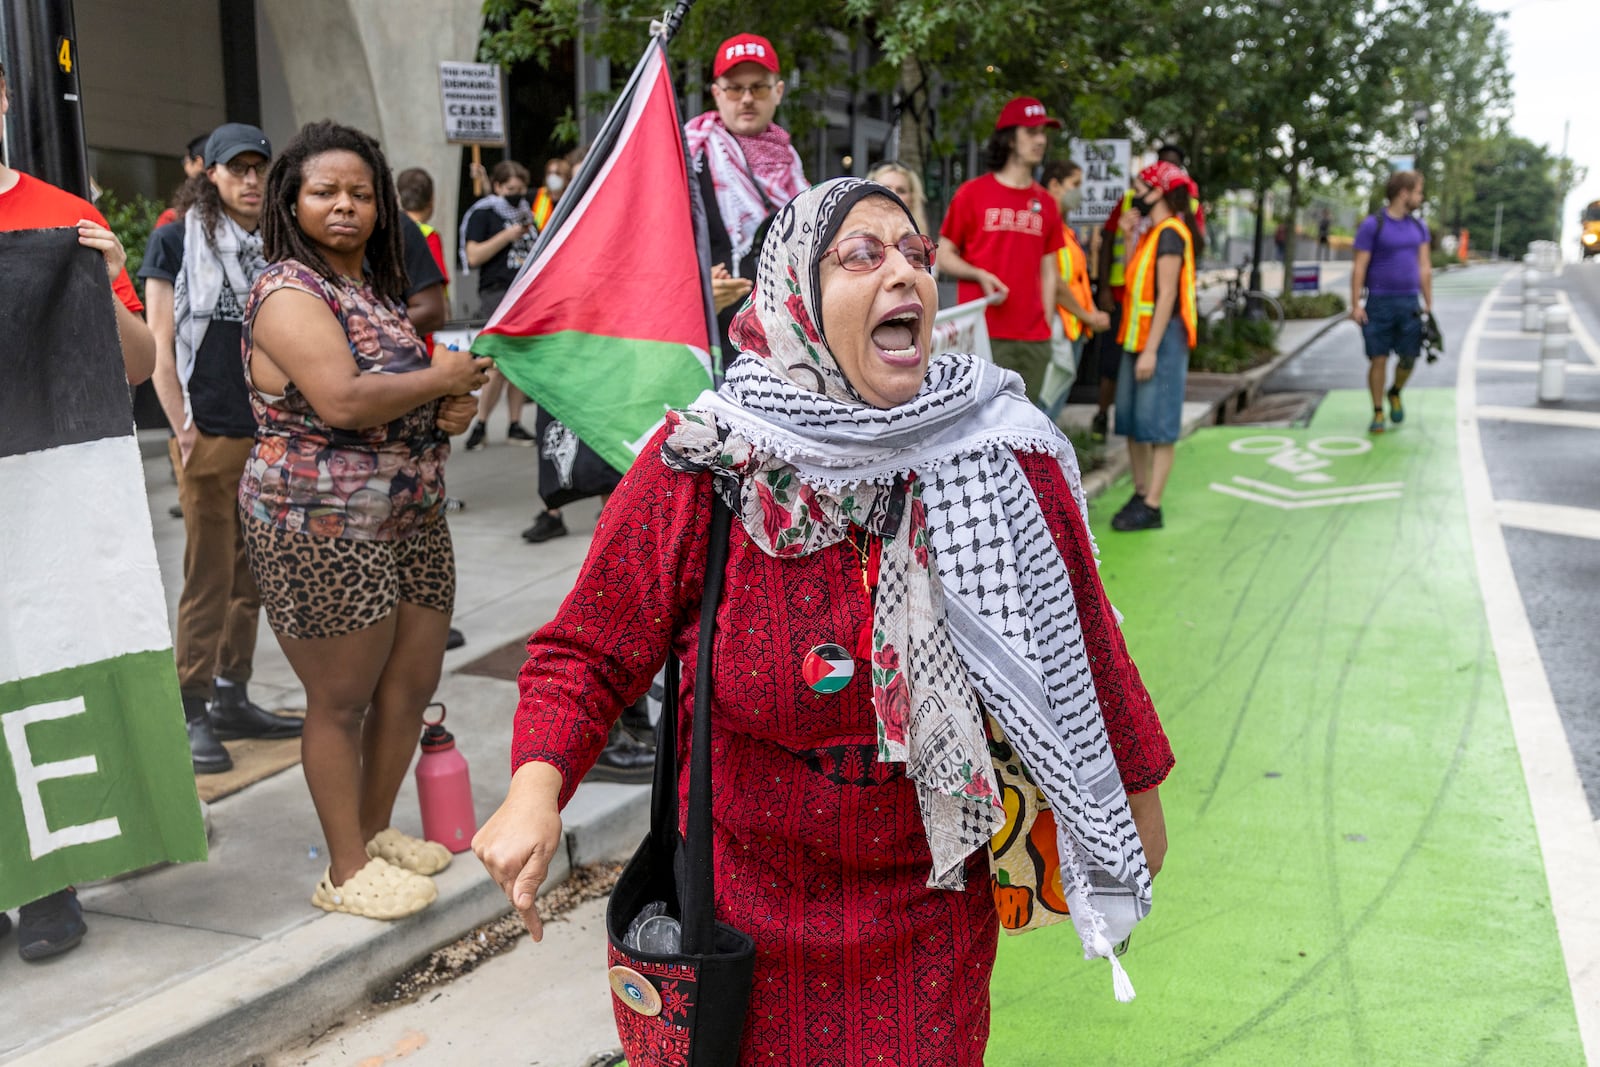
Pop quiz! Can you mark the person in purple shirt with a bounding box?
[1350,170,1432,433]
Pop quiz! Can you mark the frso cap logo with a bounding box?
[713,33,781,79]
[994,96,1063,131]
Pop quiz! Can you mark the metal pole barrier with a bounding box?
[1538,304,1568,404]
[0,0,90,198]
[1522,268,1543,333]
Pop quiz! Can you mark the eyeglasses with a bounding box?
[224,159,267,179]
[714,81,776,101]
[822,233,936,273]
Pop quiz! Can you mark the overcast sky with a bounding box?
[1481,0,1599,254]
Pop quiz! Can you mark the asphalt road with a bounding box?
[1266,261,1600,818]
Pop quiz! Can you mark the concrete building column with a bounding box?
[256,0,481,313]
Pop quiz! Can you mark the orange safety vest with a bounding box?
[1055,225,1096,341]
[1118,216,1198,354]
[532,187,554,231]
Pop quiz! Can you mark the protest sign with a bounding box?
[1068,139,1132,227]
[439,61,508,146]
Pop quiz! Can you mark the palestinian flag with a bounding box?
[473,40,717,475]
[0,229,207,911]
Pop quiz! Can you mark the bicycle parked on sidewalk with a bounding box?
[1207,258,1284,339]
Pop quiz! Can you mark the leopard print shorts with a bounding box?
[241,512,456,640]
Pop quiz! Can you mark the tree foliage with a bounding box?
[479,0,1516,248]
[1455,134,1585,258]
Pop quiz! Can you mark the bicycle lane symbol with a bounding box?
[1209,435,1405,509]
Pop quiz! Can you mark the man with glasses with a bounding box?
[685,32,809,356]
[142,123,304,776]
[937,97,1067,404]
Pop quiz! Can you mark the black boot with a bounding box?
[587,721,656,784]
[185,695,233,774]
[17,888,87,962]
[618,695,655,748]
[208,679,303,740]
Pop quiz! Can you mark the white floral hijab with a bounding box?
[663,178,1152,992]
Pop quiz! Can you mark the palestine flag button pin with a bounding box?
[803,643,855,693]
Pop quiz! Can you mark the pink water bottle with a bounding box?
[416,703,477,852]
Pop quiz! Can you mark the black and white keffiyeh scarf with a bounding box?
[662,178,1152,991]
[171,208,265,428]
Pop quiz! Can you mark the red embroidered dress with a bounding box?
[514,431,1173,1064]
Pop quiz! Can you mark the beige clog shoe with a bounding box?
[311,857,437,919]
[365,827,452,875]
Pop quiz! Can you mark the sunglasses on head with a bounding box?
[822,233,936,273]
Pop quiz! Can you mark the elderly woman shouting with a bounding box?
[475,178,1172,1063]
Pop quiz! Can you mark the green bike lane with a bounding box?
[990,388,1585,1065]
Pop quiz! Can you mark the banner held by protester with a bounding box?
[0,229,208,912]
[472,40,717,476]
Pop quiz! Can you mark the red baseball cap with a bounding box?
[714,34,781,79]
[995,97,1062,130]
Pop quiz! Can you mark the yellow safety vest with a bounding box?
[1108,189,1133,288]
[1055,226,1095,341]
[1118,216,1198,354]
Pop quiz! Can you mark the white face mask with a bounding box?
[1060,186,1084,212]
[545,174,566,193]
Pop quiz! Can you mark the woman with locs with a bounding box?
[241,121,490,919]
[475,178,1173,1062]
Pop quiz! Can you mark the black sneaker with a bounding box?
[464,421,487,451]
[18,888,87,961]
[0,911,12,940]
[184,696,233,774]
[587,724,656,784]
[446,627,466,651]
[1112,493,1146,523]
[522,510,568,543]
[1111,499,1164,532]
[168,503,184,519]
[507,422,536,446]
[1090,410,1109,443]
[209,681,303,740]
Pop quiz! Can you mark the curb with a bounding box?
[12,791,649,1067]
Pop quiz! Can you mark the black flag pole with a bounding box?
[0,0,91,198]
[656,0,697,44]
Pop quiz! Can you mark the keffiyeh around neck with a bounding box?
[684,112,808,275]
[663,179,1152,986]
[171,208,266,428]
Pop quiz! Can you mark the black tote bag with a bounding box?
[605,495,755,1065]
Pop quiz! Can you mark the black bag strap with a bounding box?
[648,492,733,955]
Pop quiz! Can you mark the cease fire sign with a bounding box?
[439,61,508,146]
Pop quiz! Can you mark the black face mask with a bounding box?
[1130,190,1157,216]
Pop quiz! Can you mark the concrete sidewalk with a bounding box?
[3,313,1343,1067]
[2,428,645,1067]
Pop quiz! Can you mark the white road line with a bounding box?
[1207,483,1402,509]
[1459,275,1600,1063]
[1477,405,1600,431]
[1485,310,1523,318]
[1558,292,1600,366]
[1480,329,1538,340]
[1230,476,1406,498]
[1497,500,1600,542]
[1476,359,1600,376]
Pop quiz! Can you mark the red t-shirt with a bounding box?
[940,174,1065,342]
[0,170,143,316]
